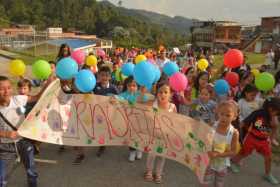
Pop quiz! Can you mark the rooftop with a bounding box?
[47,39,96,50]
[192,20,241,27]
[262,16,280,19]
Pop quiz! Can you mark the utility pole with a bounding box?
[33,28,36,56]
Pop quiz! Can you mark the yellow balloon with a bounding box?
[9,59,26,76]
[86,55,97,66]
[251,68,260,77]
[197,59,209,71]
[135,55,147,64]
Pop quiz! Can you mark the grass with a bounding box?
[18,43,58,57]
[18,54,57,64]
[213,52,266,69]
[4,50,57,65]
[210,53,266,80]
[3,43,58,64]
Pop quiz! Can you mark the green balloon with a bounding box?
[115,68,127,82]
[32,60,51,79]
[255,72,275,91]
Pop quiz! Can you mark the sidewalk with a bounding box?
[8,144,280,187]
[0,49,18,60]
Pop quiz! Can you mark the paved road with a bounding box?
[0,56,10,63]
[6,144,280,187]
[0,56,11,77]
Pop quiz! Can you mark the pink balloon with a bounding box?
[97,49,105,57]
[169,72,188,92]
[224,49,244,68]
[71,50,85,65]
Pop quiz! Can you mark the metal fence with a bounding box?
[0,31,59,57]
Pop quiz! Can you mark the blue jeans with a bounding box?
[0,159,6,187]
[0,141,38,187]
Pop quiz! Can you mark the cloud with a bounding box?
[101,0,280,24]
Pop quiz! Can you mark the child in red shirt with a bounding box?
[231,98,280,185]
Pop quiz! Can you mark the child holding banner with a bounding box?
[202,100,239,187]
[0,76,51,187]
[94,66,119,157]
[117,76,150,162]
[17,79,41,154]
[144,82,176,184]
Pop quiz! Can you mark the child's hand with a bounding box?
[208,151,220,159]
[7,131,19,140]
[109,96,118,104]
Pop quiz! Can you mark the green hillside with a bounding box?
[0,0,194,48]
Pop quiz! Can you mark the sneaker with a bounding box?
[96,146,105,157]
[230,163,240,173]
[128,151,136,162]
[72,154,85,165]
[263,174,279,185]
[136,150,142,160]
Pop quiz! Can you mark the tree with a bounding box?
[28,0,44,28]
[9,0,29,23]
[118,0,122,7]
[0,5,9,27]
[0,0,186,48]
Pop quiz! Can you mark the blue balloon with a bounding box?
[121,63,135,76]
[146,84,153,92]
[133,61,155,88]
[163,61,179,76]
[153,65,161,83]
[56,57,78,80]
[74,70,96,93]
[214,79,230,96]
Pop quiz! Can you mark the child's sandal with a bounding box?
[144,171,153,182]
[154,174,162,184]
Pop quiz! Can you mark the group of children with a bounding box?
[0,44,279,187]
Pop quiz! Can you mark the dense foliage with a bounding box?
[0,0,191,48]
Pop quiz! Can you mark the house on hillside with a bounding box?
[242,16,280,53]
[261,16,280,34]
[0,25,35,37]
[191,21,241,52]
[0,25,36,49]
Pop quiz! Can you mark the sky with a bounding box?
[100,0,280,25]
